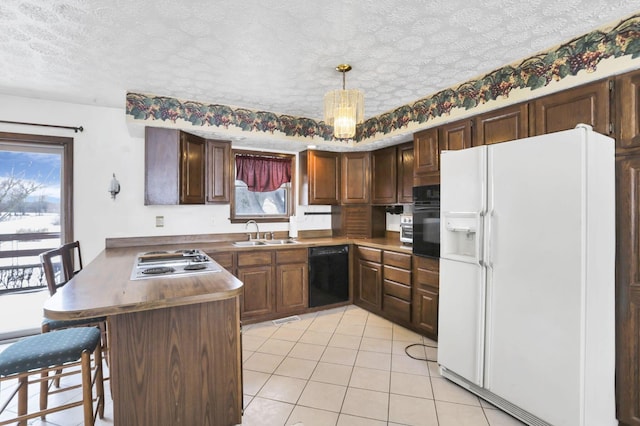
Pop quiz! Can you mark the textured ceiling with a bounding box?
[2,1,640,128]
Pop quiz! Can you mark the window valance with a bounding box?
[235,154,292,192]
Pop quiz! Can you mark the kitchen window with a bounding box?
[230,151,295,223]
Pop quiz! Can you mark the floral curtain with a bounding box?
[235,155,292,192]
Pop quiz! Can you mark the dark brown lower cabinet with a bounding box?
[382,251,412,325]
[412,255,439,341]
[237,251,274,319]
[355,247,383,313]
[275,249,308,314]
[616,155,640,425]
[238,265,273,319]
[357,260,382,313]
[236,248,309,322]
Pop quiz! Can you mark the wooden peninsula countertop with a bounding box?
[43,234,411,321]
[43,245,243,321]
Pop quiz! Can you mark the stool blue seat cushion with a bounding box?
[42,316,106,331]
[0,327,100,377]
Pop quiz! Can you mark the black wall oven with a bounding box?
[413,185,440,258]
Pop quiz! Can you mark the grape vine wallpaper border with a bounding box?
[126,13,640,144]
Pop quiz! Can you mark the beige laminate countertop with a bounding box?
[43,236,413,321]
[198,236,413,254]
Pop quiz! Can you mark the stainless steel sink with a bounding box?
[263,239,298,245]
[232,240,267,247]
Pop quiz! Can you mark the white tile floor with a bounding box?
[0,305,525,425]
[240,305,524,426]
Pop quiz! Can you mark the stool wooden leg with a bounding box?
[17,375,28,426]
[81,350,93,425]
[39,369,49,419]
[95,342,105,419]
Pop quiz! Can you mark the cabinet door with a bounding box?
[397,143,414,203]
[371,146,398,204]
[616,70,640,151]
[306,150,340,205]
[413,287,439,337]
[440,119,472,151]
[276,263,309,313]
[616,155,640,425]
[413,127,439,180]
[412,255,439,339]
[205,139,231,203]
[208,251,234,273]
[238,265,274,319]
[145,127,180,205]
[356,259,382,312]
[332,205,386,238]
[474,103,529,146]
[341,152,370,204]
[532,79,610,136]
[179,132,206,204]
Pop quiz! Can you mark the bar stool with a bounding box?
[40,242,109,363]
[0,327,104,425]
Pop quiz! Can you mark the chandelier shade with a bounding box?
[323,64,364,140]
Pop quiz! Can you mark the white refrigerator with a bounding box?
[438,125,615,426]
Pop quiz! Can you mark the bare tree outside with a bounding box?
[0,171,43,222]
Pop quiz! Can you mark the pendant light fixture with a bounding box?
[323,64,364,140]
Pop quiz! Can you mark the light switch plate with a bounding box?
[155,216,164,227]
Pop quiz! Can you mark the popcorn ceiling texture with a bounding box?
[3,1,640,146]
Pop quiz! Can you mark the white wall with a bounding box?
[0,94,331,262]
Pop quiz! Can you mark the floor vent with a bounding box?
[272,316,301,326]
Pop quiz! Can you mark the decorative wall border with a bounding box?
[126,12,640,143]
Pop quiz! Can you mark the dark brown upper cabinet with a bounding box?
[531,79,611,136]
[179,132,206,204]
[616,69,640,152]
[205,139,231,203]
[414,128,439,175]
[299,150,340,205]
[474,103,529,146]
[145,127,205,205]
[439,119,472,151]
[397,142,414,204]
[413,119,470,186]
[371,146,397,205]
[341,151,370,204]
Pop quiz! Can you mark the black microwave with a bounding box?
[412,185,440,258]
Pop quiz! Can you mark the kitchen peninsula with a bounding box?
[43,246,244,426]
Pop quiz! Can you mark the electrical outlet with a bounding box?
[155,216,164,227]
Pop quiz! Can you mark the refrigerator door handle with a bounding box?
[485,210,494,269]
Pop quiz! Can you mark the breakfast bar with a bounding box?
[43,246,244,426]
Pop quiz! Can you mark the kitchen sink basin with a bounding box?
[232,240,267,247]
[263,239,298,245]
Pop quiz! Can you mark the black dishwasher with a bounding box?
[308,245,349,307]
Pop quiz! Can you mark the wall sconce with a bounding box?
[108,173,120,200]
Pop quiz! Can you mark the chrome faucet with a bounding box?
[245,220,260,240]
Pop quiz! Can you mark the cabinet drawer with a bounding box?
[276,248,308,264]
[415,266,439,289]
[384,251,412,269]
[208,252,233,270]
[357,246,382,263]
[383,294,411,323]
[384,279,411,301]
[237,250,273,267]
[384,265,411,286]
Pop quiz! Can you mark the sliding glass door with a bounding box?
[0,132,73,339]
